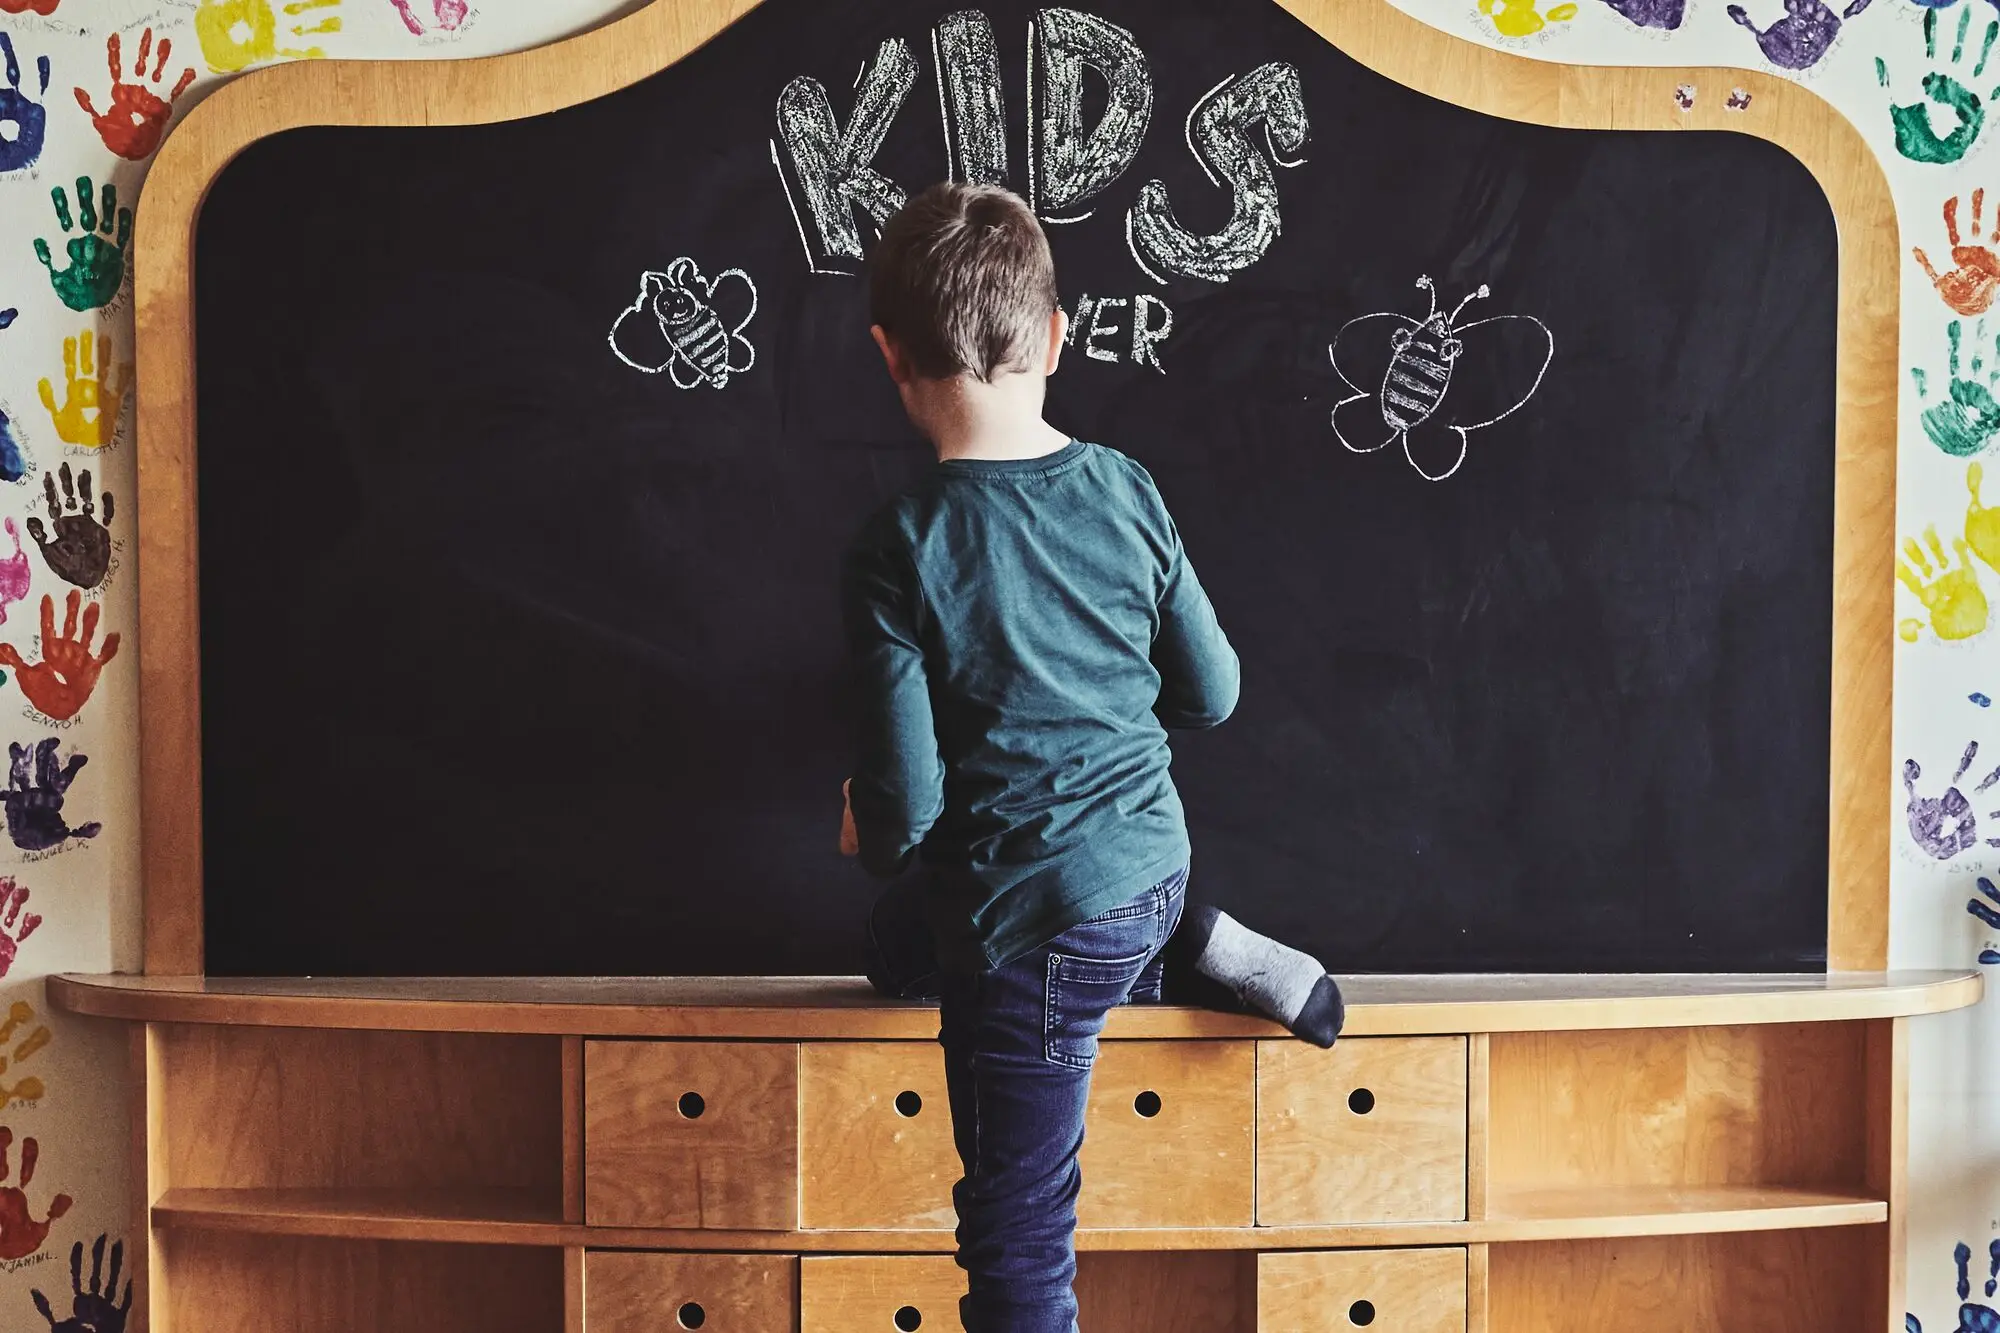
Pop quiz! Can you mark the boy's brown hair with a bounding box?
[869,182,1059,383]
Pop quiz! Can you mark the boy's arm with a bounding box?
[1152,531,1241,730]
[841,534,946,877]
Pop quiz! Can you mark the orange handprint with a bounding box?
[0,1001,51,1109]
[0,592,118,722]
[0,0,61,14]
[0,1128,69,1260]
[1916,190,2000,317]
[74,29,196,162]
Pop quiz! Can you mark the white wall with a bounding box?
[0,0,1981,1324]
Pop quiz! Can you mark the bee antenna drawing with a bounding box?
[1447,285,1491,322]
[1413,274,1438,317]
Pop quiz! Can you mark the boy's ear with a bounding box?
[870,325,911,386]
[1044,308,1067,376]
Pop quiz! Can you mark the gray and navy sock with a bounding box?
[1177,905,1343,1048]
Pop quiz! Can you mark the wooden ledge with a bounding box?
[50,971,1981,1038]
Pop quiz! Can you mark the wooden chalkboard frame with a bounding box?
[131,0,1898,975]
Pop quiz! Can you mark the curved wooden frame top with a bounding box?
[133,0,1897,974]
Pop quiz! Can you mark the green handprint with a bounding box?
[1880,6,2000,166]
[1920,319,2000,457]
[31,178,129,314]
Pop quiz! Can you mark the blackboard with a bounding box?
[193,0,1837,976]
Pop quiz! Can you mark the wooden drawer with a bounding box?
[586,1252,797,1332]
[1257,1037,1467,1225]
[584,1040,800,1229]
[798,1040,1253,1230]
[801,1255,963,1333]
[1258,1249,1467,1333]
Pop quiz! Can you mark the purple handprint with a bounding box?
[1905,741,2000,860]
[1599,0,1685,27]
[0,33,50,174]
[390,0,469,34]
[32,1234,130,1333]
[1727,0,1872,72]
[0,738,99,853]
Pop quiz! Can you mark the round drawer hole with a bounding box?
[1134,1090,1163,1118]
[677,1091,706,1120]
[1348,1299,1376,1327]
[894,1305,923,1331]
[895,1090,923,1117]
[1348,1087,1376,1115]
[678,1301,706,1329]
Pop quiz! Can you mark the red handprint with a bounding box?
[0,1128,70,1261]
[1915,190,2000,317]
[73,29,195,162]
[0,0,61,14]
[0,881,42,980]
[0,590,119,722]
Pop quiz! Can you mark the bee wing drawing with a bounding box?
[1440,314,1553,433]
[705,267,759,376]
[1330,312,1416,455]
[608,272,678,374]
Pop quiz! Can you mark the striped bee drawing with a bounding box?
[1330,275,1554,481]
[608,257,759,389]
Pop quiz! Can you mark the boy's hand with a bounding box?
[839,779,859,857]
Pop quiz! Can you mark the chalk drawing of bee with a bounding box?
[1330,275,1554,481]
[608,257,759,389]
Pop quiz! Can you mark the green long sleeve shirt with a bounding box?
[840,439,1240,972]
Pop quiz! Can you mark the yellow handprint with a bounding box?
[1478,0,1579,37]
[195,0,341,75]
[1968,463,2000,573]
[36,331,128,450]
[0,1001,51,1108]
[1898,523,1991,642]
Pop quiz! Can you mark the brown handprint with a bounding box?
[0,1001,52,1109]
[0,1127,70,1260]
[73,29,195,162]
[27,465,113,591]
[0,592,119,722]
[1916,190,2000,317]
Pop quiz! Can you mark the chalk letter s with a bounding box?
[1031,8,1152,220]
[1127,62,1308,284]
[775,38,919,272]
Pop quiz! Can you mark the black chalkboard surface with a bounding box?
[194,0,1837,976]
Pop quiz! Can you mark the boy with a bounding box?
[841,182,1338,1332]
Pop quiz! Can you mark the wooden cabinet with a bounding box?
[1257,1037,1468,1225]
[1258,1248,1468,1333]
[585,1252,797,1332]
[801,1042,958,1229]
[801,1255,965,1333]
[584,1040,800,1229]
[1082,1040,1254,1228]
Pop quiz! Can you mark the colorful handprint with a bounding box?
[1,738,100,852]
[1477,0,1579,35]
[0,522,30,627]
[1916,192,2000,317]
[1909,1239,2000,1333]
[0,593,118,723]
[1921,320,2000,457]
[38,331,128,449]
[33,1235,128,1333]
[1728,0,1871,72]
[0,1129,68,1262]
[0,1002,51,1110]
[0,883,43,982]
[1881,6,1999,167]
[32,178,131,314]
[75,29,197,162]
[28,465,113,590]
[196,0,342,74]
[1899,523,1991,641]
[1905,741,2000,859]
[0,413,26,487]
[0,0,61,13]
[0,34,50,175]
[390,0,468,34]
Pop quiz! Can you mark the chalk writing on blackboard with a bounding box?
[935,10,1006,186]
[1127,62,1307,284]
[1330,276,1554,482]
[1030,9,1152,222]
[1061,292,1172,371]
[607,259,758,389]
[774,37,919,273]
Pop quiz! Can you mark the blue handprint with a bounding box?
[1969,877,2000,964]
[0,738,99,852]
[1910,1240,2000,1331]
[0,34,50,174]
[32,1234,131,1333]
[0,412,26,487]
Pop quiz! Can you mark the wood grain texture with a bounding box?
[137,1024,168,1333]
[1257,1248,1467,1333]
[158,1232,563,1333]
[585,1252,797,1333]
[1074,1252,1255,1333]
[1863,1018,1908,1332]
[154,1024,562,1194]
[800,1255,964,1333]
[561,1035,583,1225]
[132,0,1896,975]
[1469,1243,1490,1333]
[564,1246,584,1333]
[1488,1024,1867,1191]
[1081,1041,1253,1228]
[1469,1031,1491,1221]
[1257,1036,1467,1225]
[584,1040,799,1229]
[1488,1227,1877,1332]
[58,973,1981,1037]
[1274,0,1896,974]
[800,1042,956,1230]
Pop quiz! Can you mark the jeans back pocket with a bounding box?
[1044,948,1151,1069]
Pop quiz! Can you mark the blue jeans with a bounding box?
[922,869,1186,1333]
